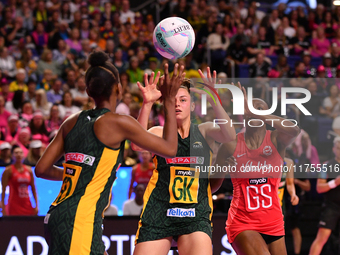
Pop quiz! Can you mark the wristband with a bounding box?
[328,180,337,189]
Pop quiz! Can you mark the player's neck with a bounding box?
[244,128,266,149]
[96,99,116,113]
[14,162,23,171]
[177,119,191,139]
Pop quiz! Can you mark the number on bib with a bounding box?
[246,184,273,211]
[52,163,82,206]
[169,166,199,204]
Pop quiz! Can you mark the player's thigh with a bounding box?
[232,230,271,255]
[267,236,287,255]
[177,231,212,255]
[133,237,172,255]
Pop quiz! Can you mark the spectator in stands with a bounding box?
[64,70,77,90]
[128,151,154,199]
[16,49,38,80]
[120,0,135,25]
[301,51,316,77]
[116,92,132,115]
[46,79,63,104]
[315,65,330,96]
[39,69,54,91]
[282,16,296,39]
[70,11,82,30]
[120,72,131,93]
[321,11,335,39]
[52,39,68,66]
[230,23,248,45]
[275,54,290,78]
[270,9,281,31]
[65,28,82,53]
[79,19,90,40]
[5,90,24,115]
[5,115,19,145]
[79,39,91,61]
[330,43,340,69]
[249,52,271,78]
[89,27,106,51]
[34,0,48,25]
[123,184,145,216]
[257,26,273,56]
[0,95,11,128]
[20,101,34,125]
[1,145,38,216]
[113,48,129,74]
[71,76,88,107]
[60,1,73,24]
[309,137,340,255]
[0,47,17,80]
[0,142,13,166]
[29,111,49,145]
[289,61,313,87]
[16,1,34,32]
[126,56,143,84]
[45,104,62,133]
[48,21,70,50]
[322,85,340,119]
[58,91,80,120]
[322,52,335,78]
[119,22,137,52]
[105,39,115,63]
[311,26,330,57]
[37,49,61,78]
[0,78,13,103]
[31,22,49,54]
[291,26,310,56]
[15,127,31,157]
[9,69,27,93]
[227,35,247,67]
[24,79,36,104]
[271,25,289,56]
[7,16,27,46]
[32,89,52,118]
[207,22,229,73]
[23,140,43,166]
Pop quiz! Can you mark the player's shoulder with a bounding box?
[148,126,163,137]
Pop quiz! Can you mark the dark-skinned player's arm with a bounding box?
[195,67,236,144]
[285,157,299,206]
[131,63,184,151]
[35,113,79,181]
[210,142,236,193]
[122,63,185,157]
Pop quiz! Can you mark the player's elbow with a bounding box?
[34,164,45,178]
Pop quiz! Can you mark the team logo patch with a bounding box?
[175,169,195,176]
[167,208,195,217]
[263,146,272,156]
[249,178,268,185]
[166,157,204,164]
[193,141,203,149]
[65,167,76,176]
[65,153,96,166]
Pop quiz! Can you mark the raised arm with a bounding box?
[196,67,236,144]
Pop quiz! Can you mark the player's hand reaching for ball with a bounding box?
[137,71,162,104]
[159,63,185,100]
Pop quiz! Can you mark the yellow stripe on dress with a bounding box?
[69,148,119,255]
[135,157,159,243]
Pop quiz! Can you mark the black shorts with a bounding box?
[260,233,284,244]
[318,202,340,230]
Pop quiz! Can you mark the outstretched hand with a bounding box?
[158,63,186,100]
[137,71,162,104]
[194,67,221,105]
[235,81,251,117]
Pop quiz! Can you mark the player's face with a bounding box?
[139,151,151,162]
[175,88,192,121]
[246,99,268,127]
[333,142,340,158]
[13,147,23,162]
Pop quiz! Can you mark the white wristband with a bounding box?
[328,180,337,189]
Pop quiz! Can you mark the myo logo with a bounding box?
[198,84,311,116]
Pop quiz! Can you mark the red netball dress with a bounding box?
[7,165,34,215]
[226,131,284,243]
[134,162,154,186]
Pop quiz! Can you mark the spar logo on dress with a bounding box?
[65,153,96,166]
[166,157,204,164]
[263,146,272,156]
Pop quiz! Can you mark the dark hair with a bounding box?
[12,90,24,111]
[85,51,120,101]
[29,116,49,136]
